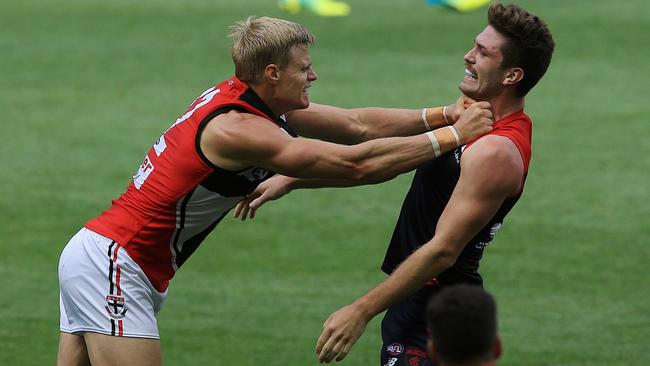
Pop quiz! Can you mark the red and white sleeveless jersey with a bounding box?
[86,77,292,292]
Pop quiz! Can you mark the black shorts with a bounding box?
[380,284,439,366]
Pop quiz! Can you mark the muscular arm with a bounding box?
[284,102,462,144]
[315,135,524,363]
[202,104,491,184]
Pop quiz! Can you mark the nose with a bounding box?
[463,48,475,65]
[309,69,318,82]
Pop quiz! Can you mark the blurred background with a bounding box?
[1,0,649,364]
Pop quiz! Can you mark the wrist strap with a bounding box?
[421,108,431,131]
[442,106,451,126]
[448,125,460,146]
[425,131,441,157]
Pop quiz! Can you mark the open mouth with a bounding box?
[464,68,477,81]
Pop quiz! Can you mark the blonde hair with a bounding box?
[229,16,315,83]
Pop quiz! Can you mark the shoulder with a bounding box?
[203,110,276,141]
[460,135,524,196]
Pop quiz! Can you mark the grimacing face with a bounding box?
[459,25,510,101]
[275,43,318,111]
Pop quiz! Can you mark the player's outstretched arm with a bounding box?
[204,103,491,185]
[233,102,492,220]
[314,135,523,363]
[284,95,474,144]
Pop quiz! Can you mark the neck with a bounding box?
[248,83,287,117]
[487,93,525,121]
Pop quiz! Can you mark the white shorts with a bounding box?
[58,227,167,339]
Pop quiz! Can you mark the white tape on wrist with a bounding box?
[425,131,441,157]
[448,125,461,146]
[443,106,451,126]
[421,108,431,131]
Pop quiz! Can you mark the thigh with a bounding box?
[84,332,162,366]
[380,286,436,366]
[57,332,91,366]
[59,228,165,338]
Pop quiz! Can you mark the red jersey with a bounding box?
[383,110,532,285]
[467,109,532,173]
[86,77,292,292]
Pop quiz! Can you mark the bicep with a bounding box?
[433,140,522,254]
[286,103,364,144]
[433,174,507,254]
[205,116,357,179]
[263,137,357,178]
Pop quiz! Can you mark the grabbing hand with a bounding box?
[315,304,370,363]
[446,94,477,123]
[452,101,493,145]
[233,175,295,220]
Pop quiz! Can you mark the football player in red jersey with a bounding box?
[57,16,492,366]
[236,4,554,364]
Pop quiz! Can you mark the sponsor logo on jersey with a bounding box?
[455,146,464,163]
[489,223,502,238]
[105,295,128,320]
[240,167,270,182]
[386,343,404,356]
[384,357,398,366]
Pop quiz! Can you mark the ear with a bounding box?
[427,338,437,362]
[502,67,523,87]
[264,64,280,84]
[493,335,503,360]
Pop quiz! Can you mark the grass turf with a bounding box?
[1,0,648,364]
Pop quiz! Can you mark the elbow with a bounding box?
[347,162,372,182]
[351,121,372,143]
[434,247,460,272]
[348,161,392,183]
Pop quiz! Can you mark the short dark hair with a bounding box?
[488,3,555,96]
[426,285,497,364]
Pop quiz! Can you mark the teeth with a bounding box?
[464,68,477,79]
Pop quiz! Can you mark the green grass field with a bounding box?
[1,0,649,364]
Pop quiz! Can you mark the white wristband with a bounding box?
[448,125,461,146]
[425,131,441,157]
[421,108,431,131]
[442,106,451,126]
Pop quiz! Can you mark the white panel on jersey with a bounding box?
[153,135,167,157]
[133,155,155,190]
[169,185,241,271]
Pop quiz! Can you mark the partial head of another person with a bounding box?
[460,3,555,101]
[426,285,501,366]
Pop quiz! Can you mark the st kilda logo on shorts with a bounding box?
[105,295,128,319]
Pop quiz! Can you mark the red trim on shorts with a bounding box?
[112,244,119,263]
[115,264,122,296]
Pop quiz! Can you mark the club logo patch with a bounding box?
[386,343,404,356]
[105,295,128,319]
[408,356,421,366]
[405,347,427,366]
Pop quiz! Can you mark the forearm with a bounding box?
[353,241,455,319]
[355,106,452,141]
[290,177,368,189]
[286,104,454,145]
[339,126,460,182]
